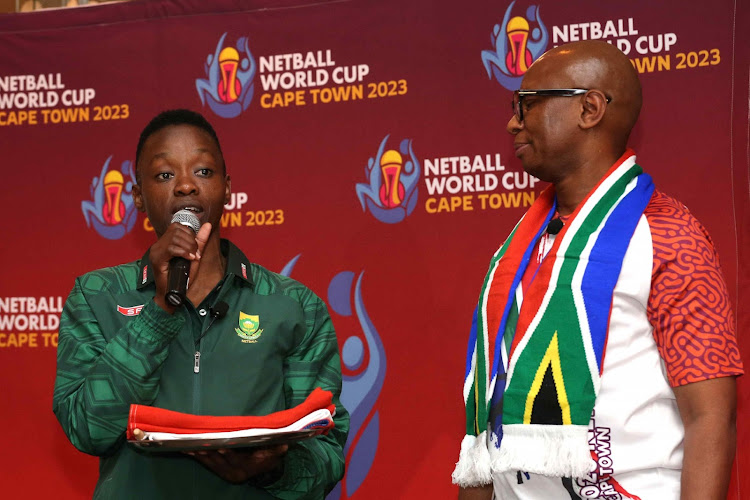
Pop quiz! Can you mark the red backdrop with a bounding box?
[0,0,747,497]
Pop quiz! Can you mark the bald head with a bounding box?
[525,40,642,148]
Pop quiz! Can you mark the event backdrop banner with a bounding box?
[0,0,747,498]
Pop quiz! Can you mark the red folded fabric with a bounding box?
[127,387,335,439]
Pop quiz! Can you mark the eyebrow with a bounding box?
[150,148,215,161]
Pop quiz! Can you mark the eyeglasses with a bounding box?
[511,88,611,122]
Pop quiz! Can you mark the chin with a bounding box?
[519,162,540,178]
[518,162,549,183]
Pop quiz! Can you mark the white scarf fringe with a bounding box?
[492,424,594,478]
[451,432,493,487]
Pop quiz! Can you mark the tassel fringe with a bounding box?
[452,432,493,487]
[492,424,594,478]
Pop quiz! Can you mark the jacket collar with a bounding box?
[137,239,254,290]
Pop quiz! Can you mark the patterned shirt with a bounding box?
[494,190,743,499]
[53,239,349,499]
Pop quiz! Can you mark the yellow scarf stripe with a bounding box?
[522,332,572,425]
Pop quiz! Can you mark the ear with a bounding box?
[132,183,146,212]
[224,175,232,205]
[579,90,608,130]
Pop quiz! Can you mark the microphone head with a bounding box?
[547,218,564,235]
[170,209,201,234]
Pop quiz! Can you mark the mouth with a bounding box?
[513,142,530,157]
[172,205,204,216]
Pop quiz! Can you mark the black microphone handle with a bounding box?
[165,256,191,307]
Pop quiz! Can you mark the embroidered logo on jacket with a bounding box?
[117,304,144,316]
[235,312,263,342]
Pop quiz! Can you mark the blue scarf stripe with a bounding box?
[581,173,654,369]
[489,205,556,382]
[464,306,479,381]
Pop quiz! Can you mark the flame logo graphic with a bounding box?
[280,258,386,499]
[196,33,257,118]
[81,156,138,240]
[356,135,420,224]
[481,1,548,91]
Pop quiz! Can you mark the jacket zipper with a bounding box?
[193,339,202,415]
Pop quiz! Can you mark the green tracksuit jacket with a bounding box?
[53,240,349,499]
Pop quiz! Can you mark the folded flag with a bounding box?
[127,387,335,440]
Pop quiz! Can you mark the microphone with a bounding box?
[165,209,201,307]
[210,301,229,320]
[195,302,229,346]
[546,218,563,235]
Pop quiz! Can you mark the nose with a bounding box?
[507,114,523,135]
[174,172,198,196]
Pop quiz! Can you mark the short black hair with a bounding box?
[134,109,224,183]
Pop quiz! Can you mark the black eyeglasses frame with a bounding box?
[511,88,612,122]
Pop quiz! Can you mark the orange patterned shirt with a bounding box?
[645,190,743,386]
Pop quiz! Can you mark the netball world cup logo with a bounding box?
[81,156,138,240]
[195,33,257,119]
[481,1,549,91]
[281,257,386,498]
[355,135,420,224]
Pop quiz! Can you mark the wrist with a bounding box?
[247,462,285,488]
[153,295,177,315]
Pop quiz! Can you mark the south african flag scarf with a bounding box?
[453,152,654,486]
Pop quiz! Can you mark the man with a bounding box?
[53,109,349,499]
[453,41,743,499]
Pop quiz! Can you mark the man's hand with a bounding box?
[149,221,212,313]
[186,445,288,484]
[674,376,737,500]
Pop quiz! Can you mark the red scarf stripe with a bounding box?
[485,186,556,374]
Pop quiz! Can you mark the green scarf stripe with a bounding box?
[502,164,641,425]
[465,381,478,435]
[550,164,643,423]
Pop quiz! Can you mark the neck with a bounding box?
[553,148,624,216]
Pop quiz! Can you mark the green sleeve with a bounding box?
[267,289,350,499]
[52,277,184,456]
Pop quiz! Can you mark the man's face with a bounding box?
[133,124,230,237]
[505,61,580,183]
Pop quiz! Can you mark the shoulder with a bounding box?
[643,190,721,269]
[644,190,715,246]
[222,239,325,309]
[248,262,320,305]
[75,260,142,294]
